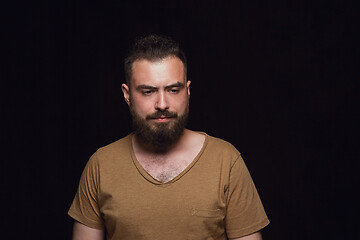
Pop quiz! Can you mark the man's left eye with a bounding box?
[169,88,179,93]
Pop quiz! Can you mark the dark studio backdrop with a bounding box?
[2,0,358,239]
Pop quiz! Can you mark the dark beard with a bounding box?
[130,105,189,152]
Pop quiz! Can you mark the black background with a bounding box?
[3,0,359,239]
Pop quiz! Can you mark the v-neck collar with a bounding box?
[129,132,209,186]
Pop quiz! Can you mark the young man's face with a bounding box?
[122,56,191,150]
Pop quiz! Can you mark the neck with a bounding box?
[133,129,189,155]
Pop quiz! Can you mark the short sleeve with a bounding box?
[225,155,269,238]
[68,151,104,230]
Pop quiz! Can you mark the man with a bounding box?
[68,35,269,240]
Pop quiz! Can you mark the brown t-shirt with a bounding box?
[68,133,269,239]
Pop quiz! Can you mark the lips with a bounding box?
[146,111,178,120]
[154,116,170,119]
[152,116,172,122]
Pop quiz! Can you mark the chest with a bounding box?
[137,154,194,183]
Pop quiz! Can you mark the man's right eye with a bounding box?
[142,90,153,95]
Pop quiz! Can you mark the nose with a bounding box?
[155,91,169,111]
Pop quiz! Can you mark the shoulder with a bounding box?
[90,134,133,166]
[206,133,240,155]
[97,134,132,153]
[200,132,242,166]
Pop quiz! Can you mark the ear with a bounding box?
[121,83,131,106]
[186,80,191,96]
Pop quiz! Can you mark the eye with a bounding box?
[169,88,180,93]
[142,90,153,95]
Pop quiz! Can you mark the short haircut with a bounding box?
[124,34,187,86]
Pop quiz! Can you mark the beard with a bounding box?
[130,102,189,152]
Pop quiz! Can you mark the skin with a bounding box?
[122,56,191,135]
[72,56,263,240]
[72,221,104,240]
[122,56,205,182]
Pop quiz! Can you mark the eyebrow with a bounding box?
[136,85,157,90]
[165,82,185,89]
[136,82,185,90]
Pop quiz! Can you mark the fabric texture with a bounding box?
[68,133,269,239]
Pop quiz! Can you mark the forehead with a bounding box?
[131,57,185,86]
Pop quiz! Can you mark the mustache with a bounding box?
[146,110,178,120]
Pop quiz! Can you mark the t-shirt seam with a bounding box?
[225,153,242,217]
[94,150,101,205]
[226,217,269,238]
[68,208,104,230]
[227,154,242,190]
[230,153,242,169]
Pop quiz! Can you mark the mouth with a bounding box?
[146,111,178,122]
[151,116,172,122]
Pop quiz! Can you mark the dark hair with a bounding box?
[124,34,187,86]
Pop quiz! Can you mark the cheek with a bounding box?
[131,96,154,113]
[172,95,189,112]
